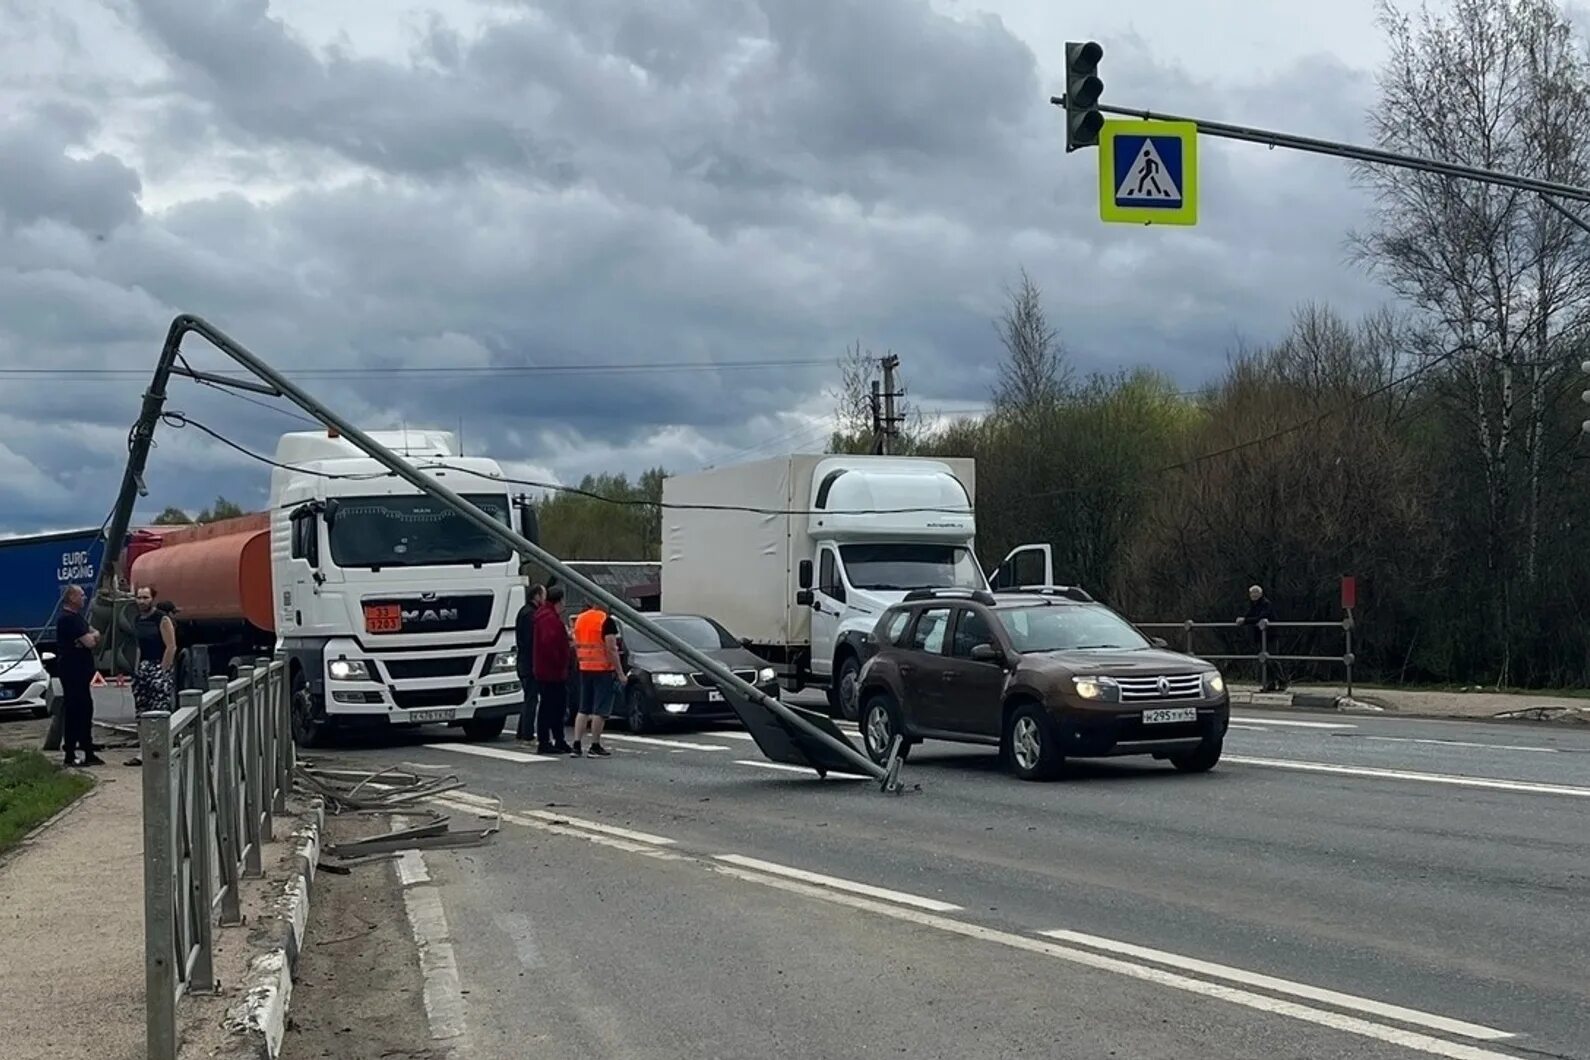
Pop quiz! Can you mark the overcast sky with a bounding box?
[0,0,1408,533]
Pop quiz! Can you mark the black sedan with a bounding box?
[616,614,779,732]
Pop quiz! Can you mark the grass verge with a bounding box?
[0,749,94,855]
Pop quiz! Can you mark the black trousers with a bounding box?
[516,675,540,740]
[536,681,568,748]
[61,680,95,757]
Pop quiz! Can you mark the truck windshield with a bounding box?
[327,494,513,568]
[996,604,1150,653]
[838,544,984,591]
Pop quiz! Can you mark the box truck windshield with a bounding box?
[327,494,513,568]
[838,543,984,591]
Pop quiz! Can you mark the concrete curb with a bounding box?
[216,797,324,1060]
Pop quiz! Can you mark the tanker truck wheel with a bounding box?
[290,668,329,748]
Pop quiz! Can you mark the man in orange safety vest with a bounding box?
[571,604,627,758]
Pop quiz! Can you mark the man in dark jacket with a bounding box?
[514,583,546,741]
[1236,585,1287,692]
[531,586,574,755]
[54,585,103,767]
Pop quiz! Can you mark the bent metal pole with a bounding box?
[139,314,892,786]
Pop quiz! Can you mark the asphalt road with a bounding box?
[295,704,1590,1058]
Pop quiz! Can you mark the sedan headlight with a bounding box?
[757,666,777,684]
[328,659,371,681]
[1204,671,1226,695]
[1072,675,1120,702]
[488,651,518,675]
[653,672,689,688]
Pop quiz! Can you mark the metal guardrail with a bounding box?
[1138,616,1356,695]
[140,655,293,1060]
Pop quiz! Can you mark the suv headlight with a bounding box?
[328,659,371,681]
[757,666,776,684]
[488,651,518,674]
[1204,671,1226,695]
[1072,675,1120,702]
[653,672,689,688]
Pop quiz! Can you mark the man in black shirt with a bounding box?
[514,583,546,741]
[54,585,103,767]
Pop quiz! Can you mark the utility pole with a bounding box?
[869,379,884,455]
[880,354,901,456]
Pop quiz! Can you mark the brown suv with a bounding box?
[855,588,1230,780]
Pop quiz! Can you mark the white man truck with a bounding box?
[270,429,530,745]
[661,454,1053,719]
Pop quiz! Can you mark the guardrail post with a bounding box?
[141,710,177,1060]
[186,688,216,992]
[1257,619,1270,691]
[1181,619,1194,656]
[1343,611,1356,698]
[236,664,264,878]
[255,657,275,839]
[210,676,241,927]
[274,657,293,811]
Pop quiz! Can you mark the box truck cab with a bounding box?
[270,429,527,745]
[661,454,1052,720]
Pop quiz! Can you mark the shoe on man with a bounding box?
[588,743,611,758]
[80,753,107,767]
[570,741,584,758]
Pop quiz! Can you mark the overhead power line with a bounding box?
[0,357,832,381]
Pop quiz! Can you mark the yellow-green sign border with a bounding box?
[1099,119,1199,226]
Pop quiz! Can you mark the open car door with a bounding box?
[988,543,1054,591]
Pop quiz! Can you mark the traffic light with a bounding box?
[1064,41,1105,151]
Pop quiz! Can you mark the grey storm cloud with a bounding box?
[0,0,1391,535]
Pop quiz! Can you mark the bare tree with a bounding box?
[993,268,1071,417]
[827,341,923,453]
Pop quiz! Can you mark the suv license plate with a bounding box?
[409,709,455,723]
[1143,707,1197,725]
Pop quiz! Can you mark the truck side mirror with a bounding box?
[797,559,813,590]
[517,501,540,545]
[795,589,814,607]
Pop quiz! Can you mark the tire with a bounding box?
[833,655,862,722]
[1005,703,1063,781]
[1169,737,1223,774]
[626,685,656,734]
[860,693,912,767]
[461,715,507,742]
[290,668,329,748]
[30,704,50,719]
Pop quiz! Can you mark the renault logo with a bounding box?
[1156,676,1170,697]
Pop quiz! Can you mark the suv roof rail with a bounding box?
[902,588,998,606]
[992,585,1094,602]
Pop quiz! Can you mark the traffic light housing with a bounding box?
[1065,41,1105,151]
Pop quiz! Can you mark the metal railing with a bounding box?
[1137,616,1356,696]
[140,655,294,1060]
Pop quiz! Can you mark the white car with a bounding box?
[0,634,54,718]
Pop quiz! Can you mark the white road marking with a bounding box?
[697,730,756,741]
[519,810,678,846]
[392,824,472,1058]
[1037,929,1511,1042]
[710,863,1520,1060]
[1231,716,1356,730]
[733,759,869,780]
[431,796,682,859]
[1228,723,1270,732]
[1225,755,1590,798]
[600,733,730,752]
[429,742,552,764]
[1357,735,1558,754]
[714,854,963,913]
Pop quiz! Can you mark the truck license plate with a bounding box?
[1142,707,1197,725]
[364,603,402,634]
[409,709,455,723]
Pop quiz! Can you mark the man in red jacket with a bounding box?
[532,585,575,755]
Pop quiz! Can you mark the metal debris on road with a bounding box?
[296,762,499,871]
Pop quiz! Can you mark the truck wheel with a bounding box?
[832,655,862,722]
[461,716,506,742]
[290,669,329,748]
[626,686,656,734]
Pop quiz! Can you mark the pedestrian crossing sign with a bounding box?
[1099,120,1198,226]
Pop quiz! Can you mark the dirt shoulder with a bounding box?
[1232,684,1590,723]
[282,812,442,1060]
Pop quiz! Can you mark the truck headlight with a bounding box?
[653,672,689,688]
[1072,675,1119,702]
[489,651,518,674]
[328,659,371,681]
[1204,671,1225,695]
[758,666,776,684]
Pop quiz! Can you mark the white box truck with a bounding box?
[661,454,1053,718]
